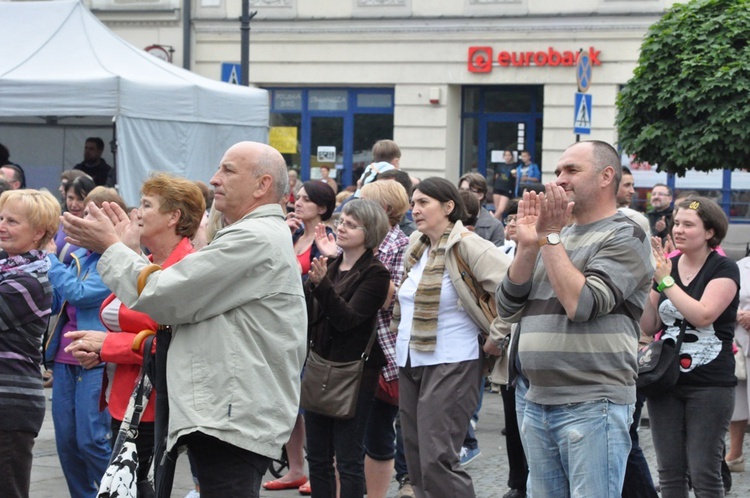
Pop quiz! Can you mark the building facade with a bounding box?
[79,0,677,187]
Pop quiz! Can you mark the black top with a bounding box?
[657,250,740,387]
[647,206,673,240]
[305,249,390,367]
[493,163,517,198]
[74,158,112,186]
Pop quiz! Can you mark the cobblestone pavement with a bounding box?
[31,387,750,497]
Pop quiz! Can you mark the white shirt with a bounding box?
[396,249,480,367]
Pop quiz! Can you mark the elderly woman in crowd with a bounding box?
[45,186,127,498]
[393,177,510,498]
[263,180,336,493]
[0,189,60,498]
[304,199,391,498]
[64,174,205,496]
[641,196,739,497]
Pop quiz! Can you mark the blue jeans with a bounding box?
[364,397,399,461]
[52,363,111,498]
[516,377,633,498]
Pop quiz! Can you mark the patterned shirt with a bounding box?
[375,225,409,381]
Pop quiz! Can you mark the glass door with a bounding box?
[461,85,544,188]
[310,116,345,184]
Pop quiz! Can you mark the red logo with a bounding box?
[467,46,601,72]
[468,46,493,73]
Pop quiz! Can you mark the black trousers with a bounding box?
[180,431,271,498]
[501,384,528,491]
[0,429,35,498]
[111,419,155,488]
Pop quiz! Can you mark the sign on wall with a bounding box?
[221,63,241,85]
[468,46,601,73]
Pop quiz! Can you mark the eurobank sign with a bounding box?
[468,46,601,72]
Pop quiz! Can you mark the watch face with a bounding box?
[664,276,675,285]
[548,233,561,244]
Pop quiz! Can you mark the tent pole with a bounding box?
[182,0,191,70]
[240,1,257,86]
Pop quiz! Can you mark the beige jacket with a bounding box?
[98,204,307,458]
[407,221,513,382]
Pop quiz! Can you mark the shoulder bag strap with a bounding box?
[361,325,379,361]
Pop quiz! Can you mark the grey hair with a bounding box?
[342,198,390,250]
[254,147,288,200]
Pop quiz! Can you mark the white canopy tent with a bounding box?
[0,0,268,204]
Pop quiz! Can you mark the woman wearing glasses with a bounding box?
[303,199,391,498]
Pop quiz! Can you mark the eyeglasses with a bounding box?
[459,187,483,195]
[334,219,366,231]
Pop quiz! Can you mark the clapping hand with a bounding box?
[308,256,328,285]
[536,183,573,239]
[651,236,672,283]
[61,202,117,254]
[514,190,541,247]
[61,201,132,254]
[314,223,338,258]
[655,216,667,234]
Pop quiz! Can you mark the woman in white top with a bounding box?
[392,177,509,498]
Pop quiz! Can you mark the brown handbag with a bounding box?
[300,327,378,420]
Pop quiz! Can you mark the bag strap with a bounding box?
[126,335,155,432]
[361,325,378,361]
[454,233,485,308]
[673,319,688,351]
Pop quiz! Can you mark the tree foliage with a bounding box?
[616,0,750,175]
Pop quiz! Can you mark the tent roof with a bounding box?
[0,0,267,126]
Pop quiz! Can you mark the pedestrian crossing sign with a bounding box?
[574,92,592,135]
[221,63,241,85]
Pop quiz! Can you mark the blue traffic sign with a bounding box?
[221,63,241,85]
[574,92,592,135]
[576,53,592,93]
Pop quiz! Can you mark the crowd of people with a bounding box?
[0,136,746,498]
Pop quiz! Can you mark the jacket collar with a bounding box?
[160,237,194,268]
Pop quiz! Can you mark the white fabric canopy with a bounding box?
[0,0,268,203]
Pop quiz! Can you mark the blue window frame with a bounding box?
[267,87,394,186]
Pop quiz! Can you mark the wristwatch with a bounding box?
[539,232,561,247]
[657,275,675,292]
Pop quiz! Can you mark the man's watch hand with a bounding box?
[538,232,561,247]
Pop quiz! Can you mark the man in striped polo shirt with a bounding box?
[496,140,653,497]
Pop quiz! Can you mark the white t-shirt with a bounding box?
[396,249,480,367]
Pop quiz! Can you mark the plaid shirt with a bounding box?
[375,225,410,382]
